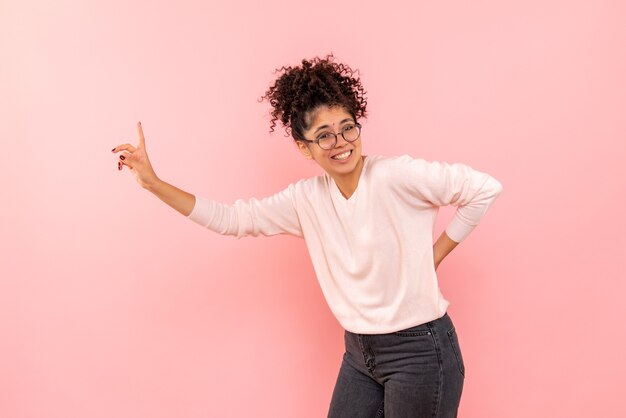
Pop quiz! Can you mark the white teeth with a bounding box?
[332,151,351,160]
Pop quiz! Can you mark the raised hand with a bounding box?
[112,121,160,189]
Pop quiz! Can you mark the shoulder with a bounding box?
[293,173,327,190]
[366,154,471,196]
[366,154,432,167]
[365,154,434,178]
[289,173,331,202]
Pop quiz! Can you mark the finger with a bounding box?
[118,152,134,169]
[111,143,137,153]
[119,159,134,171]
[118,151,132,160]
[137,121,145,148]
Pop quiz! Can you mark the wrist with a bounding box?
[143,177,162,192]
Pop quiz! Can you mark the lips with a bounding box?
[331,149,352,160]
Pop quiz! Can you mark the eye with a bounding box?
[317,132,335,141]
[342,124,356,132]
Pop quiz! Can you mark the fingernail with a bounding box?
[119,155,125,160]
[111,147,116,152]
[118,162,122,170]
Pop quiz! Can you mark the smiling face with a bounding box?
[295,105,364,181]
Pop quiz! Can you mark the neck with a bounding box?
[332,156,365,199]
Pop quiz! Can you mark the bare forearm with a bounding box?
[145,178,196,217]
[433,231,459,270]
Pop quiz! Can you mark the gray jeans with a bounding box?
[328,312,465,418]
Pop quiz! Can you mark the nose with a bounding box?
[334,132,349,148]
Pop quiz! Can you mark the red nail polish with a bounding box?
[119,155,125,160]
[118,162,122,170]
[111,148,116,152]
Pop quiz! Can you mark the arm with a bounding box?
[422,159,502,269]
[399,156,503,243]
[433,231,459,271]
[112,122,302,238]
[395,155,503,268]
[187,187,303,238]
[145,179,195,217]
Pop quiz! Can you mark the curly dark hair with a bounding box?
[261,53,368,141]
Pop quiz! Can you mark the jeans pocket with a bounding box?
[447,327,465,377]
[394,324,432,337]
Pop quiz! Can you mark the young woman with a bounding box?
[112,54,502,417]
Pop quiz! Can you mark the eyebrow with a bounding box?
[313,118,355,134]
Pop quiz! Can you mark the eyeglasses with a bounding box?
[299,123,362,150]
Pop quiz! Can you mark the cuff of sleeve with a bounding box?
[445,216,476,243]
[187,195,213,226]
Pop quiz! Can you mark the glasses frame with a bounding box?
[299,123,362,150]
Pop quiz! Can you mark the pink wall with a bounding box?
[2,0,625,417]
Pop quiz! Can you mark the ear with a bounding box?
[295,140,313,159]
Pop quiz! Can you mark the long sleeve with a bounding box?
[187,183,303,238]
[396,155,503,243]
[182,155,503,333]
